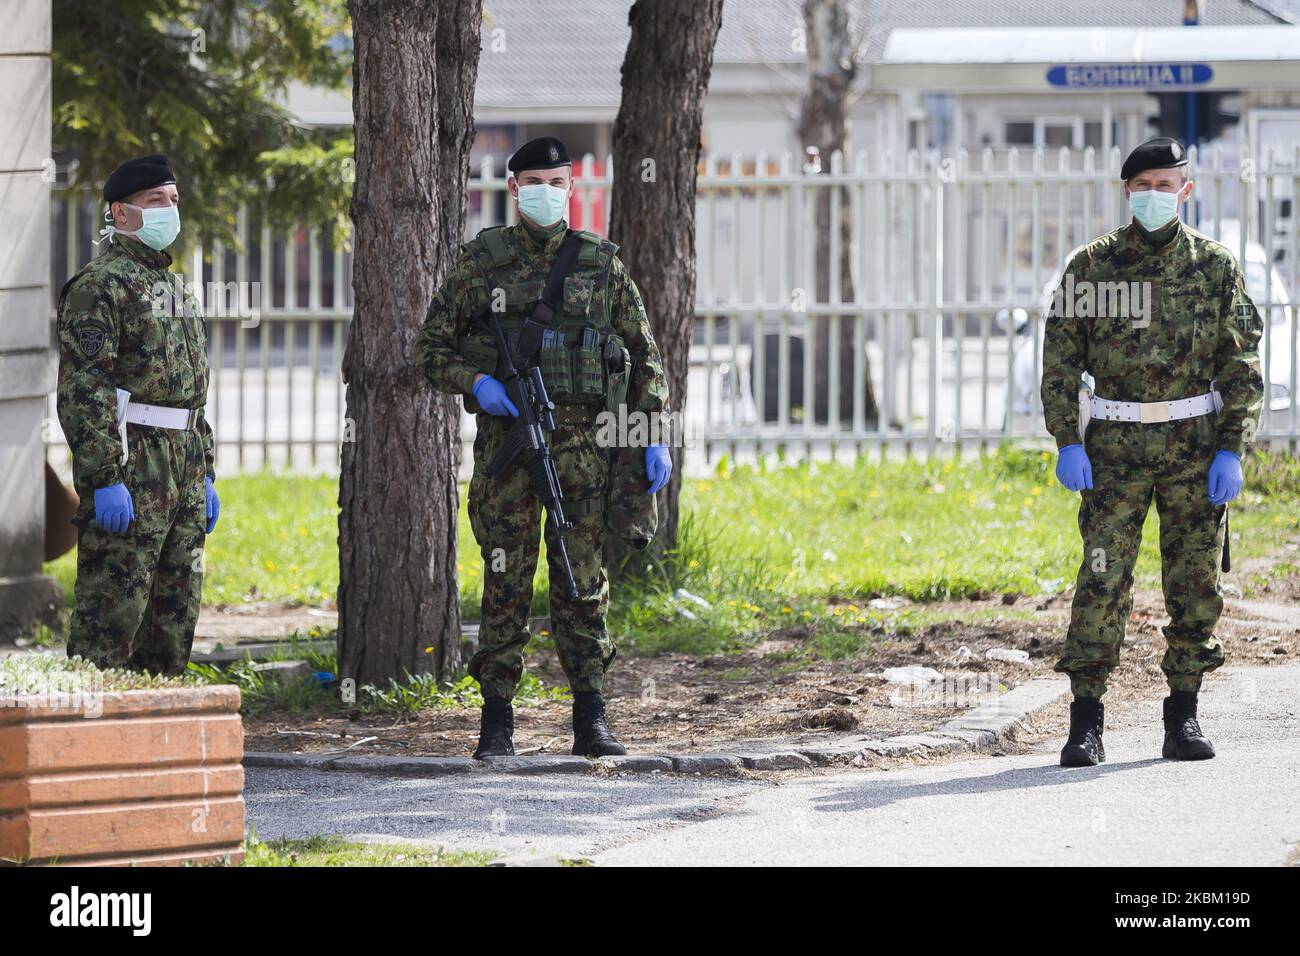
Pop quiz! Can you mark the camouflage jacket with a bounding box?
[56,235,214,492]
[413,219,670,432]
[1041,219,1264,456]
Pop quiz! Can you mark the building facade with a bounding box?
[0,0,60,641]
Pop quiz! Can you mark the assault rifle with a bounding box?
[480,307,579,599]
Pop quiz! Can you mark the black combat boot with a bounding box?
[473,697,515,759]
[1060,696,1105,767]
[1162,691,1215,760]
[571,691,626,757]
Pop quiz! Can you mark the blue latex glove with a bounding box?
[472,374,519,417]
[1208,450,1243,505]
[646,444,672,495]
[205,475,220,534]
[1055,443,1094,492]
[94,482,134,533]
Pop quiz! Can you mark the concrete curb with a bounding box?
[791,676,1071,766]
[242,677,1070,778]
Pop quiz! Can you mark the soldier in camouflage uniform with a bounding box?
[57,155,219,675]
[1042,138,1264,766]
[414,137,672,758]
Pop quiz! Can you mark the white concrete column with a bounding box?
[0,0,61,641]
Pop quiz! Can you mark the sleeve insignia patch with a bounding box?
[1231,287,1261,333]
[77,327,106,356]
[75,319,114,357]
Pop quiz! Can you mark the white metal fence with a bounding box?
[45,144,1300,474]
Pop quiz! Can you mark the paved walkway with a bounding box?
[244,663,1300,866]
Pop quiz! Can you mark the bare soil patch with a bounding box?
[243,574,1299,759]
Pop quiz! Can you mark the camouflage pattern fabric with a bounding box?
[1042,219,1264,698]
[466,413,614,699]
[69,428,207,673]
[56,234,212,674]
[414,218,670,699]
[1057,416,1227,698]
[1041,219,1263,453]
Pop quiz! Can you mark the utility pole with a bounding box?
[1183,0,1201,149]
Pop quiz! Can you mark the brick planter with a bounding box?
[0,685,245,866]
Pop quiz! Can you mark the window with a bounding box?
[1084,121,1120,151]
[1042,123,1074,148]
[1005,122,1034,146]
[1004,117,1119,151]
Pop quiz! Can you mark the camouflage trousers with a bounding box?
[67,426,207,675]
[466,410,615,700]
[1055,414,1227,699]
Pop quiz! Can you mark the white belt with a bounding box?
[1089,391,1218,424]
[114,388,200,465]
[123,401,200,430]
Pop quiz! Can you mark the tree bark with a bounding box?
[338,0,481,686]
[608,0,724,555]
[799,0,879,428]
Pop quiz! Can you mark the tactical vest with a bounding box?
[458,226,631,413]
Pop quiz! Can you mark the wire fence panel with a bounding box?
[44,145,1300,475]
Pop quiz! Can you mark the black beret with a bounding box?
[103,154,176,203]
[507,137,570,175]
[1120,137,1188,182]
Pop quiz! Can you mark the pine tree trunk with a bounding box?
[338,0,481,686]
[608,0,724,555]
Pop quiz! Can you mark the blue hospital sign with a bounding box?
[1046,63,1214,89]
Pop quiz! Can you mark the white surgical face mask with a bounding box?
[96,202,181,250]
[129,203,181,249]
[516,183,568,226]
[1128,186,1184,232]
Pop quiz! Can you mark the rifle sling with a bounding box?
[513,229,584,367]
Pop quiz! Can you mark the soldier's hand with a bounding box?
[1207,450,1243,505]
[1055,444,1094,493]
[205,475,220,534]
[472,374,519,417]
[93,482,134,533]
[646,444,672,495]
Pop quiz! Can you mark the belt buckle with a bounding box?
[187,408,200,429]
[1139,402,1170,424]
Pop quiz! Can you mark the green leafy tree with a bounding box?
[53,0,354,247]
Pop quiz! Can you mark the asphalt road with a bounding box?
[244,764,765,861]
[244,663,1300,866]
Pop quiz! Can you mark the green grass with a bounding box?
[241,834,495,867]
[185,635,337,718]
[606,446,1300,655]
[44,472,340,607]
[42,447,1300,664]
[185,644,568,717]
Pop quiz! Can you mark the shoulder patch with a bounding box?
[64,284,97,314]
[1231,283,1261,334]
[75,319,113,357]
[58,269,99,313]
